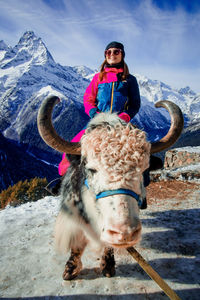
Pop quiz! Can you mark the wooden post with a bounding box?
[127,247,181,300]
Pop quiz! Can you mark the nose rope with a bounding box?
[84,179,143,208]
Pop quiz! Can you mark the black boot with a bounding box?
[140,198,147,209]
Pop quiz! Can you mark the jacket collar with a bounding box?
[104,67,124,73]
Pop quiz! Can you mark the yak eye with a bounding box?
[87,168,97,175]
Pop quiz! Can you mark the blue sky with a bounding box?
[0,0,200,93]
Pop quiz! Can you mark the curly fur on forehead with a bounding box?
[81,114,151,184]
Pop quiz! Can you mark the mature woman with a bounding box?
[58,41,141,176]
[84,41,140,121]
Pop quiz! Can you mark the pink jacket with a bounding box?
[83,67,124,116]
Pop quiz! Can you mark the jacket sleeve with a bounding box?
[126,75,141,119]
[83,73,99,118]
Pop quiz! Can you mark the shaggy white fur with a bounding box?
[81,114,151,190]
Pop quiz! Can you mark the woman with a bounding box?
[58,41,141,177]
[84,41,140,122]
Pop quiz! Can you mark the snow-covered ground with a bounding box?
[0,181,200,300]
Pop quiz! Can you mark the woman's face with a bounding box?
[105,48,122,65]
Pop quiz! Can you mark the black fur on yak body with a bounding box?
[60,154,87,221]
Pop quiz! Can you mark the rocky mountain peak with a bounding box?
[73,65,96,78]
[178,86,196,97]
[1,31,54,68]
[16,30,54,65]
[0,40,10,61]
[0,40,9,51]
[18,31,37,44]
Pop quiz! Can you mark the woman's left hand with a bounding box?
[118,112,131,123]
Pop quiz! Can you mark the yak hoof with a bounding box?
[101,264,116,278]
[100,248,116,277]
[63,260,82,280]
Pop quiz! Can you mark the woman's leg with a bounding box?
[58,129,86,176]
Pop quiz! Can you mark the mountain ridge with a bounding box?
[0,31,199,191]
[1,31,199,144]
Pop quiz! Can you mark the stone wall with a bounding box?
[164,146,200,169]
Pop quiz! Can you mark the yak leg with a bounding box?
[100,247,116,277]
[63,244,86,280]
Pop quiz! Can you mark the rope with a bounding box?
[127,247,181,300]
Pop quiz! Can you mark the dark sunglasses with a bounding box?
[105,49,122,56]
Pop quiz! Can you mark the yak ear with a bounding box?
[149,155,163,171]
[66,154,81,165]
[81,156,87,165]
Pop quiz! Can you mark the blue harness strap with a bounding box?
[96,189,140,201]
[84,179,143,208]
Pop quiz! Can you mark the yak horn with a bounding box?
[37,96,81,155]
[151,100,184,154]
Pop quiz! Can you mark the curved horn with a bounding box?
[151,100,184,154]
[37,96,81,155]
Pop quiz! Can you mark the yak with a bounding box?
[37,96,183,280]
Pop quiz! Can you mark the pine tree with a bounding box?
[0,177,48,209]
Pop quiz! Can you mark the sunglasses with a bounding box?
[105,49,122,57]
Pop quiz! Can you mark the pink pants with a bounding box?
[58,129,85,176]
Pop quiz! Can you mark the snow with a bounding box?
[171,162,200,173]
[0,50,6,61]
[37,86,65,99]
[151,162,200,184]
[0,183,199,299]
[73,65,96,79]
[174,146,200,154]
[1,61,31,88]
[135,73,200,124]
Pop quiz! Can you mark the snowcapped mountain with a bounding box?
[0,31,199,191]
[0,31,199,146]
[73,65,96,79]
[0,31,90,147]
[136,74,199,122]
[134,74,200,143]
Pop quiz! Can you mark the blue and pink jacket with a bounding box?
[58,67,141,175]
[84,67,140,120]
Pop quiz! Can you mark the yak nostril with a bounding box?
[103,224,142,243]
[107,230,119,236]
[106,229,126,241]
[106,229,124,237]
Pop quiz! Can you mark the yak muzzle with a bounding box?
[101,221,142,248]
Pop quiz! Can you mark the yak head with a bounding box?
[79,113,150,247]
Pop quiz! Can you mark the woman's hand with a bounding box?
[118,112,131,123]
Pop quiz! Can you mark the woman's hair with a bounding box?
[99,58,129,81]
